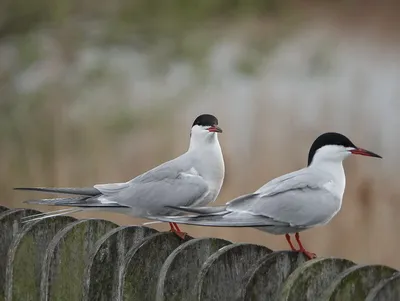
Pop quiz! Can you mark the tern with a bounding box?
[15,114,225,238]
[148,132,382,258]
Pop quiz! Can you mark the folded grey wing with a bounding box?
[255,168,326,196]
[225,170,323,209]
[114,169,210,213]
[247,188,339,227]
[227,171,338,228]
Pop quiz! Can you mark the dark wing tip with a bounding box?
[14,187,42,191]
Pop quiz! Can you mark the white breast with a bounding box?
[193,140,225,204]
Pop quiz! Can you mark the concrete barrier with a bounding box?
[0,207,398,301]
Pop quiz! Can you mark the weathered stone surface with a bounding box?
[0,206,8,213]
[320,264,399,301]
[5,215,76,301]
[121,232,191,301]
[0,209,41,301]
[239,251,308,301]
[156,237,231,301]
[83,225,158,301]
[196,243,272,301]
[41,219,118,301]
[365,272,400,301]
[279,257,356,301]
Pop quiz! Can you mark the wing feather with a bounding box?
[103,164,210,215]
[227,168,340,227]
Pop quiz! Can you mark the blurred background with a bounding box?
[2,0,400,267]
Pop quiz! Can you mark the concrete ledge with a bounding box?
[0,208,398,301]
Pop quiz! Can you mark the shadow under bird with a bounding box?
[149,132,382,258]
[14,114,225,239]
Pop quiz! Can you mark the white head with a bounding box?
[308,132,382,166]
[189,114,222,149]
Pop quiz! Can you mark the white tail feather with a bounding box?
[21,208,73,220]
[142,221,163,226]
[22,208,83,223]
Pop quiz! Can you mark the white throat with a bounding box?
[309,145,351,199]
[188,125,220,151]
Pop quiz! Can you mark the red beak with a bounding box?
[350,148,382,158]
[208,125,223,133]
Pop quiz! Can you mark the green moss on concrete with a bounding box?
[279,258,355,301]
[12,234,38,301]
[122,233,188,301]
[322,265,398,301]
[47,220,117,301]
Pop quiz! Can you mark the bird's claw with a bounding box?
[169,229,187,240]
[300,249,317,260]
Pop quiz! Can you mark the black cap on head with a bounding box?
[192,114,219,127]
[307,132,356,165]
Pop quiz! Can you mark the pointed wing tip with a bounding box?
[14,187,45,192]
[14,187,30,191]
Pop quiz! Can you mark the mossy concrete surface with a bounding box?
[43,219,118,301]
[6,215,76,301]
[156,237,232,301]
[279,257,356,301]
[320,264,399,301]
[196,243,273,301]
[365,272,400,301]
[240,251,308,301]
[0,209,41,301]
[121,232,191,301]
[0,207,399,301]
[84,225,158,301]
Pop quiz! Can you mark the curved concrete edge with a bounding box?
[365,272,400,301]
[4,215,76,301]
[320,264,399,301]
[279,257,356,301]
[120,232,191,301]
[40,218,117,301]
[156,237,232,301]
[82,225,158,301]
[196,243,273,301]
[239,251,308,301]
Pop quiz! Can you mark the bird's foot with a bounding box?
[294,232,316,260]
[168,222,187,239]
[299,248,317,260]
[169,229,187,239]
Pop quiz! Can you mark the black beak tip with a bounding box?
[366,149,382,159]
[210,125,223,133]
[363,149,382,159]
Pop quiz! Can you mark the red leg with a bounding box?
[285,234,297,251]
[295,232,316,259]
[173,222,182,232]
[168,222,187,239]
